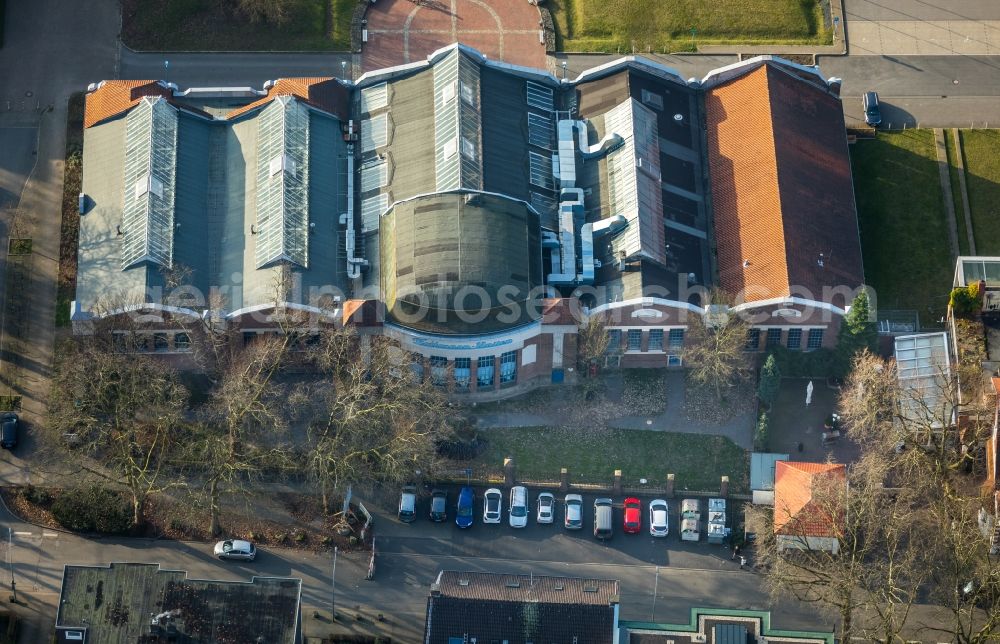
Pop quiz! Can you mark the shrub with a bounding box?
[293,531,307,543]
[950,286,982,317]
[757,354,781,407]
[770,346,838,378]
[753,412,770,452]
[23,486,52,507]
[51,486,131,534]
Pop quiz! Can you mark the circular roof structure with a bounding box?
[380,192,542,334]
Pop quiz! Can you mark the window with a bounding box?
[648,329,664,351]
[607,329,622,352]
[640,89,664,111]
[411,357,425,383]
[460,136,476,160]
[526,81,554,111]
[153,332,169,352]
[477,355,495,388]
[64,632,85,642]
[174,332,191,351]
[441,80,456,103]
[243,331,257,347]
[454,357,471,390]
[668,328,685,349]
[745,328,760,350]
[668,355,682,367]
[766,328,782,348]
[443,136,458,159]
[500,351,517,385]
[460,82,475,106]
[527,112,553,149]
[430,355,448,386]
[528,151,555,190]
[786,328,802,350]
[360,113,388,152]
[627,329,642,351]
[807,328,824,350]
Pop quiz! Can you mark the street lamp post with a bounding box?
[833,16,840,41]
[331,546,338,621]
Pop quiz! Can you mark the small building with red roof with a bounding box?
[773,461,847,554]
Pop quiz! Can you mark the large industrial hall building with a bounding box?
[74,44,864,398]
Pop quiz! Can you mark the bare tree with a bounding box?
[303,330,455,515]
[46,335,188,529]
[577,314,610,369]
[682,314,751,400]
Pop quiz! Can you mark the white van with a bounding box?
[509,486,528,528]
[594,498,614,540]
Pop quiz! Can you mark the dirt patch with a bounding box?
[2,486,370,553]
[682,374,756,425]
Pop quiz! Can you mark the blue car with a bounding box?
[456,486,474,529]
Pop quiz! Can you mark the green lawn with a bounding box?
[122,0,354,51]
[959,130,1000,255]
[550,0,828,52]
[851,130,953,326]
[944,130,971,255]
[470,427,748,493]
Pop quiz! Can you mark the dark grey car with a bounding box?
[863,91,882,126]
[1,413,18,449]
[429,489,447,522]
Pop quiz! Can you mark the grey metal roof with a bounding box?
[380,192,541,334]
[56,563,301,644]
[433,48,482,191]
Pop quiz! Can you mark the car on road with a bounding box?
[536,492,555,524]
[649,499,669,537]
[863,91,882,126]
[509,486,528,528]
[456,486,474,529]
[623,497,641,534]
[564,494,583,530]
[398,485,417,523]
[429,489,447,522]
[483,488,502,524]
[214,539,256,561]
[0,413,18,450]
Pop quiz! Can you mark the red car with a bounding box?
[623,497,641,534]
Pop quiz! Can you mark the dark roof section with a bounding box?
[480,65,533,204]
[425,571,619,644]
[55,563,301,644]
[706,62,863,303]
[380,192,542,334]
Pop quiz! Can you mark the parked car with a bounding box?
[429,489,448,522]
[398,485,417,523]
[0,413,18,450]
[483,488,502,524]
[863,91,882,126]
[649,499,669,537]
[509,486,528,528]
[456,486,475,529]
[594,498,614,540]
[214,539,256,561]
[536,492,555,524]
[623,497,641,535]
[564,494,583,530]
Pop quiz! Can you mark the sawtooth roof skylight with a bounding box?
[254,96,310,269]
[120,97,178,270]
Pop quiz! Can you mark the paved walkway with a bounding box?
[361,0,546,72]
[933,128,961,260]
[848,20,1000,55]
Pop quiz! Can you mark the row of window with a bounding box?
[745,327,824,351]
[413,351,518,390]
[607,328,685,352]
[113,331,190,352]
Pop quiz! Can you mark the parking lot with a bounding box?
[368,484,746,573]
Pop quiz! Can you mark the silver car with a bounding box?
[564,494,583,530]
[483,488,502,524]
[537,492,555,524]
[214,539,256,561]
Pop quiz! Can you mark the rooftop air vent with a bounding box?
[505,580,521,588]
[583,585,599,593]
[458,579,470,586]
[673,113,684,123]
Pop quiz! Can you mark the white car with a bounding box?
[649,498,669,537]
[214,539,256,561]
[509,486,528,528]
[483,487,502,524]
[564,493,583,530]
[536,492,555,524]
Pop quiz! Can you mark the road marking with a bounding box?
[13,532,32,537]
[43,532,58,538]
[375,550,746,574]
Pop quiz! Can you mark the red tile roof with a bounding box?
[226,78,349,120]
[705,63,864,303]
[84,80,172,128]
[774,461,846,539]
